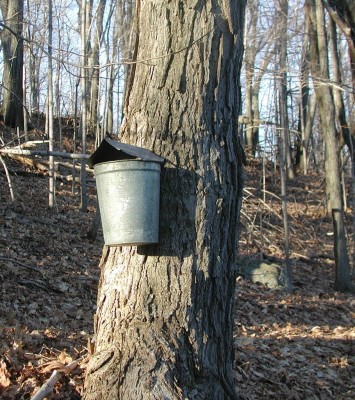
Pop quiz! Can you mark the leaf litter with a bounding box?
[0,130,354,399]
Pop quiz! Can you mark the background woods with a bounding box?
[0,0,354,399]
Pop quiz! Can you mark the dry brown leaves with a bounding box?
[0,134,354,398]
[0,130,101,398]
[236,164,354,399]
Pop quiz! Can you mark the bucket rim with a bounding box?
[93,159,162,168]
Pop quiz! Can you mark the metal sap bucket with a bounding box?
[88,139,164,246]
[94,160,161,246]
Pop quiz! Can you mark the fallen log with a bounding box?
[4,153,48,171]
[0,147,90,160]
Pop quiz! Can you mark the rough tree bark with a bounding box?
[0,0,24,128]
[84,0,246,399]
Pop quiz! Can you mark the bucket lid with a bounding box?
[87,138,165,168]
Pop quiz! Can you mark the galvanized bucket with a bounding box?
[94,160,161,246]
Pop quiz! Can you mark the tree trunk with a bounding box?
[296,14,313,174]
[47,0,55,208]
[104,0,121,137]
[244,1,259,156]
[328,16,352,153]
[278,0,294,180]
[120,0,135,111]
[80,0,88,212]
[84,1,246,399]
[326,0,355,101]
[243,0,274,158]
[277,0,293,291]
[88,0,106,136]
[0,0,24,128]
[307,0,354,293]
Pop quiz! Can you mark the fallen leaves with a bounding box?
[1,133,354,398]
[234,278,355,399]
[0,360,11,388]
[0,147,100,398]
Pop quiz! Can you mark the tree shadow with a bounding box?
[137,166,198,258]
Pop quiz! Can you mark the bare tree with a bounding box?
[80,0,88,211]
[103,0,131,137]
[243,0,276,156]
[48,0,55,207]
[87,0,106,136]
[295,13,318,175]
[307,0,354,293]
[278,0,294,179]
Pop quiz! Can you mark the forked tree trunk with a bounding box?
[84,1,246,399]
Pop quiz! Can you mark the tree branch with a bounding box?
[0,147,90,160]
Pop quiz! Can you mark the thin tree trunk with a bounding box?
[307,0,354,293]
[297,14,311,174]
[48,0,55,208]
[120,0,135,111]
[55,15,62,150]
[22,56,29,140]
[80,0,88,212]
[88,0,106,136]
[278,0,294,180]
[244,1,258,156]
[277,3,293,288]
[329,17,352,152]
[104,1,119,137]
[72,79,80,195]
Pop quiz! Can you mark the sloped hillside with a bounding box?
[0,129,354,399]
[235,159,354,399]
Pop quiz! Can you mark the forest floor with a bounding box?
[0,126,354,399]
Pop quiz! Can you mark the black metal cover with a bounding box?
[87,138,165,168]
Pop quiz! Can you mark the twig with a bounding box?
[0,155,15,201]
[31,360,79,400]
[17,279,59,293]
[243,188,284,223]
[0,256,42,273]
